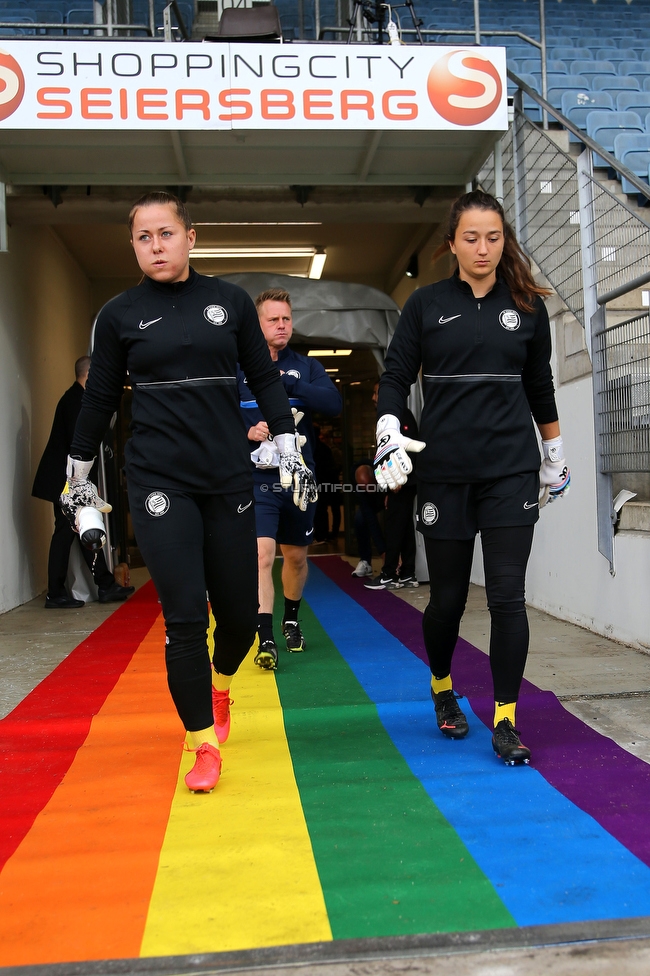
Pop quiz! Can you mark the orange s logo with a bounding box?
[427,51,501,126]
[0,49,25,121]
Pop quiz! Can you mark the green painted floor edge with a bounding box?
[271,569,515,940]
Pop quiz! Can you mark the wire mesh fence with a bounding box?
[479,108,650,479]
[593,313,650,474]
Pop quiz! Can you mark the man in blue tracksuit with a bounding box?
[237,288,342,669]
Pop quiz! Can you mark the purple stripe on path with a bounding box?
[316,556,650,869]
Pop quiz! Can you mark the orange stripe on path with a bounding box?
[0,614,182,967]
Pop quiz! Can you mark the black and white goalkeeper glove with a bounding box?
[373,414,426,490]
[59,456,112,550]
[539,436,571,508]
[273,432,318,511]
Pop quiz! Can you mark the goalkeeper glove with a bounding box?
[539,436,571,508]
[273,432,318,511]
[373,415,426,490]
[59,456,112,550]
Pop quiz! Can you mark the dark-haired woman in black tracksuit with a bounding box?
[63,192,315,793]
[374,190,570,766]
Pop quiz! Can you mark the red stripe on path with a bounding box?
[0,581,161,871]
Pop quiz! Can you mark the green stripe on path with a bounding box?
[272,580,515,939]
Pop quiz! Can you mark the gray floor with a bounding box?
[2,561,650,976]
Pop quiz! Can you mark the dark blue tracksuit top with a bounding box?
[237,346,342,483]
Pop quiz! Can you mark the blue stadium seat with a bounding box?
[520,58,543,74]
[586,110,644,166]
[613,132,650,194]
[511,72,543,122]
[551,47,593,62]
[594,37,617,49]
[598,49,639,65]
[561,90,614,142]
[619,61,650,81]
[546,75,591,111]
[571,60,616,84]
[616,91,650,115]
[592,75,641,93]
[506,46,538,62]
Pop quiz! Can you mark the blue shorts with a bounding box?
[253,479,316,546]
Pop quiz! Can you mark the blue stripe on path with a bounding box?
[304,560,650,927]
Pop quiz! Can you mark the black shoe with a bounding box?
[398,576,420,588]
[44,594,84,609]
[492,718,531,765]
[431,688,469,739]
[282,619,306,653]
[255,639,278,670]
[98,582,135,603]
[364,574,403,591]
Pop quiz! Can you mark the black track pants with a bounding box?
[383,484,417,579]
[128,483,258,732]
[423,526,534,703]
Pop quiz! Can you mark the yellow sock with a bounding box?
[494,702,516,727]
[212,671,233,692]
[431,674,453,695]
[187,726,221,750]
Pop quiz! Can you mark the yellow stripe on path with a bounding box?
[140,642,332,956]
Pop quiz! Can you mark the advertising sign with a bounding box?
[0,41,507,131]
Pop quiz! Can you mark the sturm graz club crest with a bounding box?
[499,309,521,331]
[203,304,228,326]
[145,491,170,517]
[421,502,439,525]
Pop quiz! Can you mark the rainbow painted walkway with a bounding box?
[2,555,650,969]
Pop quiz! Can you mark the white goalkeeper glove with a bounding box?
[59,456,112,550]
[251,408,306,469]
[539,436,571,508]
[373,415,426,490]
[273,432,318,511]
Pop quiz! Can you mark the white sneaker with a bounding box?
[351,559,373,577]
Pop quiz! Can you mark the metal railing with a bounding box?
[480,76,650,572]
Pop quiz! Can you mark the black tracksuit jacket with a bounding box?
[70,270,294,494]
[377,273,559,484]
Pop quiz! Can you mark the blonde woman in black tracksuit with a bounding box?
[374,190,570,765]
[63,192,314,794]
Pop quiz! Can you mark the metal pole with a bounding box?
[163,2,172,40]
[148,0,155,37]
[576,146,597,358]
[539,0,548,129]
[106,0,113,36]
[512,90,524,243]
[473,0,480,44]
[298,0,304,38]
[494,137,503,203]
[314,0,320,39]
[589,305,616,573]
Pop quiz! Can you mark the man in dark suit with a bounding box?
[32,356,134,609]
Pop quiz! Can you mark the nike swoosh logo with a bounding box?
[523,501,539,510]
[305,528,314,536]
[439,315,461,324]
[237,501,253,514]
[139,317,162,330]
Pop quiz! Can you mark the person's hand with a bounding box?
[539,437,571,507]
[248,421,270,442]
[273,432,318,511]
[373,415,426,490]
[59,456,112,550]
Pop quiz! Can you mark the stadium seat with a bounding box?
[586,110,644,167]
[551,47,593,63]
[592,75,641,93]
[616,91,650,116]
[597,49,639,65]
[618,61,650,82]
[570,60,617,84]
[561,90,614,142]
[613,132,650,194]
[546,75,591,111]
[511,72,543,122]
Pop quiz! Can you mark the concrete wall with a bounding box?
[472,320,650,652]
[0,226,91,613]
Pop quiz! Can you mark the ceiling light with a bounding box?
[308,349,352,357]
[191,246,317,259]
[350,381,361,386]
[309,249,327,279]
[405,253,419,278]
[325,368,339,373]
